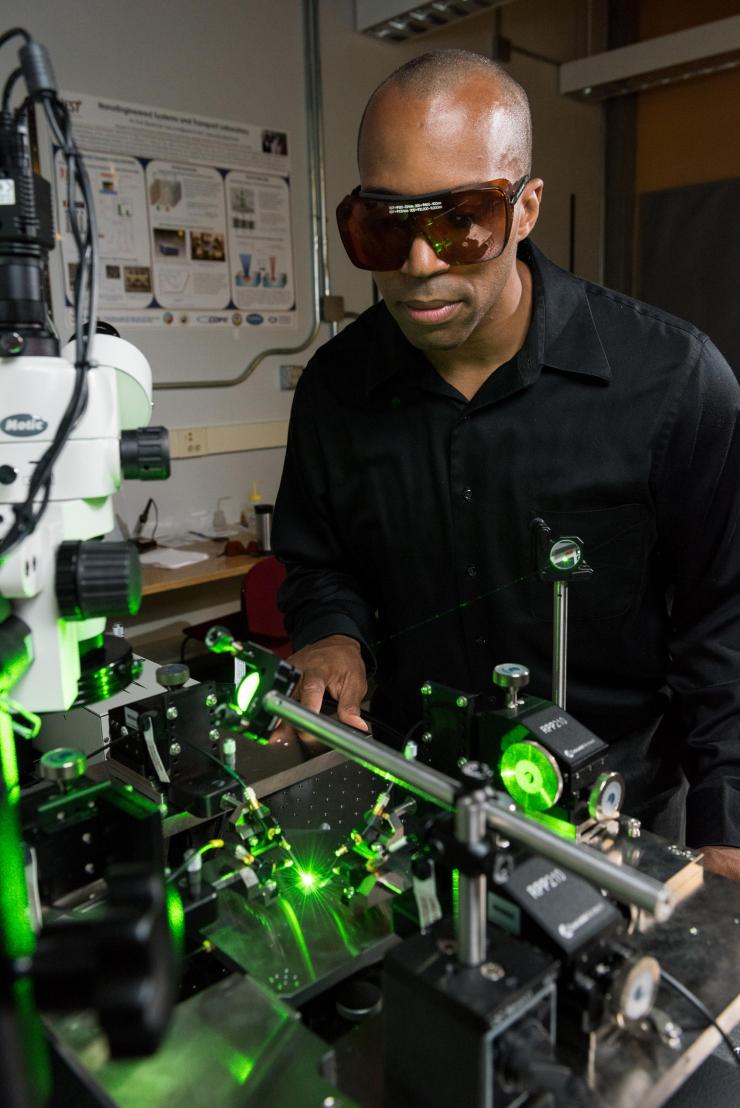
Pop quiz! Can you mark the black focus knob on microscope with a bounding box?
[492,662,530,710]
[120,426,171,481]
[55,540,141,619]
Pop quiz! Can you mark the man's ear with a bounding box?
[516,178,543,242]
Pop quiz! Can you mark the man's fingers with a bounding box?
[299,675,327,716]
[337,703,369,731]
[270,720,295,743]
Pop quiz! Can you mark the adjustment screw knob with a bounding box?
[39,747,87,785]
[493,663,530,710]
[492,663,530,690]
[156,663,190,689]
[459,760,493,785]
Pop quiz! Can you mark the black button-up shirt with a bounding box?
[273,241,740,848]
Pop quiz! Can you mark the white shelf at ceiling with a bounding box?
[559,15,740,100]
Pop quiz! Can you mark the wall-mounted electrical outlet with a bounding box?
[170,427,209,457]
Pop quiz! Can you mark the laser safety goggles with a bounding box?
[336,175,530,271]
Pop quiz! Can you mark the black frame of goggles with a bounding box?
[336,174,530,271]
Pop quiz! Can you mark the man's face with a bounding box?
[358,80,538,354]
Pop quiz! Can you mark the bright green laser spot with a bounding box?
[166,884,185,959]
[235,671,261,714]
[298,869,317,892]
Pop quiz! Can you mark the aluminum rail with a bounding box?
[262,691,675,921]
[552,579,568,709]
[263,691,458,807]
[485,798,674,921]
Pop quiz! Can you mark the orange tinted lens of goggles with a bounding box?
[336,176,529,271]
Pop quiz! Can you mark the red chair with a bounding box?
[181,555,292,661]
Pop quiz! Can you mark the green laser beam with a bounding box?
[369,520,645,650]
[278,898,316,979]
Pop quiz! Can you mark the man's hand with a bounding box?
[274,634,368,742]
[699,845,740,882]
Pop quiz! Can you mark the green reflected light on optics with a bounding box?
[235,671,262,715]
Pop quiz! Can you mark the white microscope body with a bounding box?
[0,335,155,711]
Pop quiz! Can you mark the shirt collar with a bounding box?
[529,241,612,383]
[364,239,612,396]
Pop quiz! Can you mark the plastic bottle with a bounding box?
[241,480,263,534]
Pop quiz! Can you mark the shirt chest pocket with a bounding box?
[526,503,651,623]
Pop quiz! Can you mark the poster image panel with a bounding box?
[146,160,230,310]
[226,170,294,311]
[54,151,152,309]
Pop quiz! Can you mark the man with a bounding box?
[272,50,740,879]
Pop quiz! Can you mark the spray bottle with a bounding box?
[241,480,263,534]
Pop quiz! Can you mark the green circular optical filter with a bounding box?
[500,741,563,812]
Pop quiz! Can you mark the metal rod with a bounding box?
[455,793,488,966]
[485,797,674,921]
[262,692,458,807]
[552,579,568,709]
[262,691,674,921]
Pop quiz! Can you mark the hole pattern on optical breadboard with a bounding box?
[267,761,378,834]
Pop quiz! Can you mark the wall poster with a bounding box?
[54,92,296,330]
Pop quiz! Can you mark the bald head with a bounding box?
[358,49,532,180]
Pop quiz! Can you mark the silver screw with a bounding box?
[208,728,220,742]
[457,756,468,768]
[169,741,182,757]
[84,863,95,876]
[119,725,129,737]
[420,682,432,696]
[456,695,469,709]
[322,1098,336,1107]
[480,962,505,982]
[166,705,178,720]
[421,731,433,744]
[623,817,641,839]
[82,832,92,845]
[205,693,218,708]
[403,740,418,760]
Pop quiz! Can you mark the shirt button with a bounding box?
[475,635,487,647]
[466,564,478,578]
[462,487,473,502]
